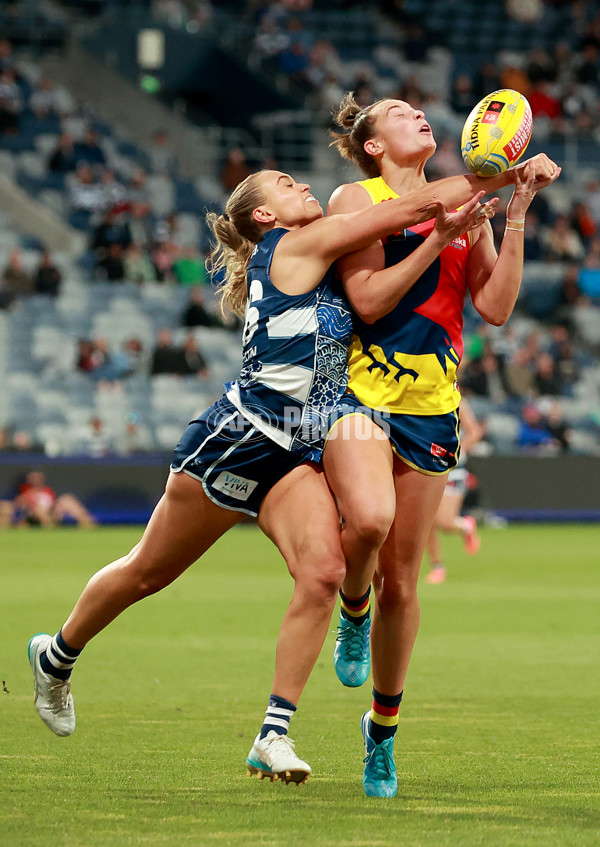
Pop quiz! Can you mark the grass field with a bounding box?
[1,523,599,847]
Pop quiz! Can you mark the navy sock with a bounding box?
[260,693,297,739]
[39,629,81,681]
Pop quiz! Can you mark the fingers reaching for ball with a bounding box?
[513,153,561,185]
[507,156,561,221]
[434,195,498,244]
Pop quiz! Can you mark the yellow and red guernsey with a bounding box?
[347,176,473,416]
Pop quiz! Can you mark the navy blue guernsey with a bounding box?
[226,227,353,462]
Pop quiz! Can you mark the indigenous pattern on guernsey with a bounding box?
[227,227,353,461]
[347,177,473,416]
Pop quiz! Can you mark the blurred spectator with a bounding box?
[578,244,600,297]
[549,325,580,390]
[172,246,207,286]
[0,39,17,75]
[472,63,501,102]
[48,132,77,174]
[2,249,32,297]
[278,18,312,80]
[127,169,151,208]
[354,79,376,110]
[151,328,182,375]
[116,416,154,456]
[528,80,562,121]
[121,337,147,375]
[253,14,289,61]
[533,352,562,397]
[181,286,221,328]
[151,241,176,282]
[73,127,106,167]
[75,416,114,457]
[96,243,125,282]
[522,210,543,261]
[585,178,600,225]
[517,404,556,451]
[570,201,597,246]
[91,337,135,383]
[505,331,540,397]
[178,333,209,377]
[150,329,208,377]
[91,209,133,255]
[67,164,106,225]
[398,75,425,110]
[29,75,74,118]
[1,429,44,453]
[575,40,600,86]
[403,22,428,62]
[148,129,177,175]
[13,470,95,528]
[506,0,543,24]
[77,339,100,374]
[220,147,252,193]
[460,350,506,402]
[100,168,128,212]
[304,39,342,93]
[427,138,463,179]
[0,498,13,527]
[154,212,186,247]
[500,63,531,97]
[124,244,158,284]
[34,252,62,297]
[542,399,571,452]
[526,46,555,84]
[556,264,584,310]
[129,202,155,249]
[0,67,22,135]
[543,214,585,263]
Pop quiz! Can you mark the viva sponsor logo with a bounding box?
[214,471,258,501]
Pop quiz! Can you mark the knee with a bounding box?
[375,571,419,614]
[346,502,395,549]
[294,548,346,605]
[119,546,170,599]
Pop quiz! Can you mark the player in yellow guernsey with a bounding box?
[323,92,560,798]
[347,174,471,417]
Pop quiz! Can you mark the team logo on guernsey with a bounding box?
[213,471,258,501]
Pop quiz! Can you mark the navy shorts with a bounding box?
[329,394,460,476]
[171,397,310,517]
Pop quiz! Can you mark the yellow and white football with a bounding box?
[461,89,532,177]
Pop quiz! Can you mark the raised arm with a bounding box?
[320,154,560,322]
[468,164,559,326]
[271,154,559,298]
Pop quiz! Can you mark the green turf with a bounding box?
[1,524,599,846]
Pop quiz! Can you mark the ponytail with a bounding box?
[329,91,384,178]
[206,172,266,316]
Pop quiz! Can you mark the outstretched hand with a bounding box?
[432,190,498,245]
[513,153,561,187]
[507,160,559,221]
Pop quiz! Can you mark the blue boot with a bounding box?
[360,711,397,798]
[333,615,371,687]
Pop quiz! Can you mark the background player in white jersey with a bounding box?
[27,165,515,787]
[426,398,485,584]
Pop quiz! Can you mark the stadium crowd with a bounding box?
[1,1,600,459]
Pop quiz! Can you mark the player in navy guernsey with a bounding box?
[27,165,524,786]
[227,226,353,461]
